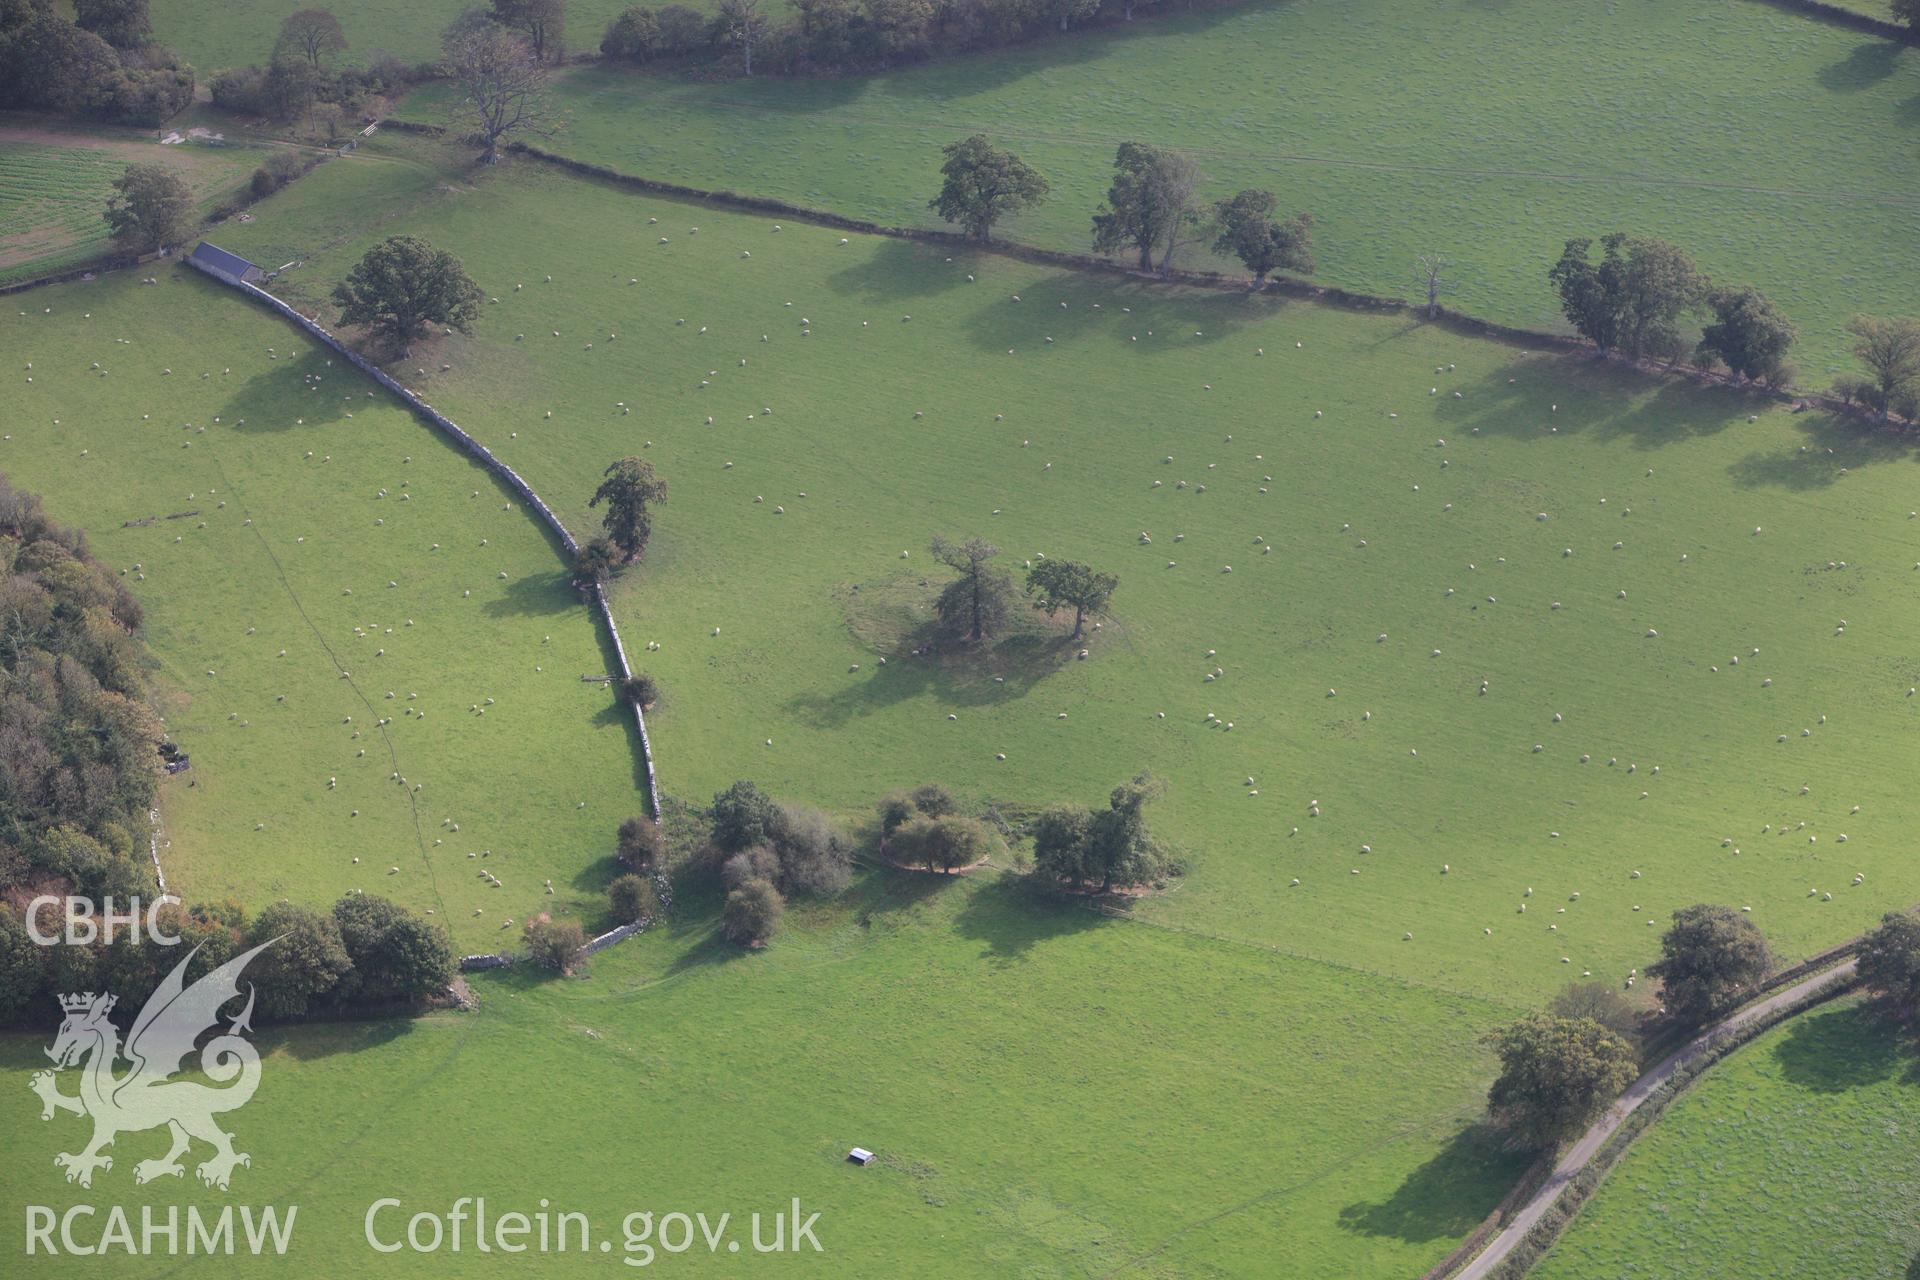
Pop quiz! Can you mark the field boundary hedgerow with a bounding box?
[376,120,1905,428]
[183,252,666,821]
[1747,0,1916,43]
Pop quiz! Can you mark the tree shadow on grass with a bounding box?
[219,348,353,432]
[267,1013,416,1062]
[824,237,980,303]
[955,272,1267,357]
[951,872,1109,965]
[1337,1121,1529,1245]
[1434,353,1760,449]
[1817,39,1906,95]
[1771,1004,1902,1093]
[480,568,581,617]
[1726,413,1920,492]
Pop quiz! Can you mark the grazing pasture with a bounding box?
[0,874,1530,1277]
[0,125,268,284]
[1533,999,1920,1280]
[0,267,638,949]
[396,0,1920,373]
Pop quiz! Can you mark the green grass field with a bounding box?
[202,132,1920,1000]
[1534,998,1920,1280]
[144,0,672,73]
[0,267,640,950]
[0,876,1534,1276]
[0,123,270,284]
[3,66,1919,1274]
[394,0,1920,376]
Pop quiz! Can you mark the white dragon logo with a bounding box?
[29,939,276,1190]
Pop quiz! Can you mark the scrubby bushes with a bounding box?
[708,784,853,898]
[616,813,665,871]
[621,672,660,706]
[608,872,659,923]
[878,783,998,871]
[250,149,321,198]
[522,914,589,972]
[722,877,783,946]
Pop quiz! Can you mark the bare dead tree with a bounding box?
[443,24,559,164]
[1416,253,1455,319]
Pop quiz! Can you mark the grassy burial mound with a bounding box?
[0,266,639,950]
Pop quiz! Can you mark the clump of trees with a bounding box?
[0,475,157,903]
[1029,774,1174,893]
[599,0,1240,76]
[590,458,667,562]
[1646,904,1772,1027]
[1484,1012,1638,1150]
[929,135,1049,243]
[0,0,195,126]
[208,8,416,137]
[710,781,853,898]
[331,235,484,346]
[103,163,194,256]
[1548,232,1796,384]
[877,783,1001,872]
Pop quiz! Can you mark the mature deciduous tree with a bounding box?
[443,20,558,163]
[1024,557,1117,640]
[1696,285,1795,383]
[1549,233,1707,361]
[890,812,997,872]
[74,0,150,48]
[588,457,667,560]
[1485,1014,1637,1150]
[1549,980,1641,1046]
[493,0,564,60]
[1857,912,1920,1016]
[717,0,767,73]
[1209,188,1313,286]
[600,4,661,58]
[522,914,588,972]
[331,235,483,344]
[330,894,454,1003]
[1844,314,1920,420]
[1092,142,1199,273]
[1647,904,1772,1026]
[103,162,193,254]
[930,533,1012,642]
[246,902,351,1019]
[929,135,1048,242]
[274,8,347,67]
[1415,252,1454,319]
[710,780,783,854]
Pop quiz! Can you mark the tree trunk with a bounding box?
[1137,242,1153,272]
[482,135,501,165]
[744,39,754,74]
[1059,12,1068,29]
[1071,606,1084,640]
